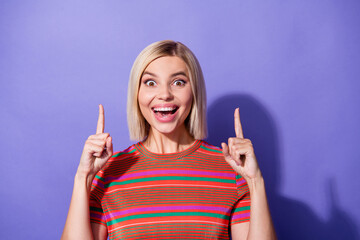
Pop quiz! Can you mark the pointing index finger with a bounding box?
[234,108,244,138]
[96,104,105,134]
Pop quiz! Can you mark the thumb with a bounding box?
[221,142,231,159]
[106,136,113,157]
[222,142,240,167]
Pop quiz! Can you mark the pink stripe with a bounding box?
[236,178,246,185]
[106,169,234,182]
[120,145,135,153]
[92,179,104,188]
[108,220,227,233]
[90,213,106,221]
[202,141,221,151]
[106,205,231,219]
[106,184,236,193]
[232,212,250,220]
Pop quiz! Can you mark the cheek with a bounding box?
[183,88,193,107]
[137,93,151,122]
[138,88,153,107]
[178,88,194,118]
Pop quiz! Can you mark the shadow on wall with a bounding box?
[206,94,359,240]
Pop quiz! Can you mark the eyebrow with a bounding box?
[142,71,188,78]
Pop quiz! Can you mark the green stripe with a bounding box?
[236,174,244,180]
[107,211,229,226]
[120,225,215,238]
[233,206,250,213]
[95,175,105,182]
[200,145,222,153]
[90,206,103,213]
[102,199,236,209]
[105,176,234,188]
[112,148,136,158]
[233,218,250,223]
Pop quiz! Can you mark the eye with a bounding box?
[173,79,186,86]
[144,80,156,87]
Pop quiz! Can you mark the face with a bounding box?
[138,56,193,136]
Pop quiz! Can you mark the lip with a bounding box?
[151,104,178,109]
[151,104,179,123]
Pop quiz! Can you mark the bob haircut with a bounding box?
[127,40,207,141]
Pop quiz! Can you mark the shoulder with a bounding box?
[196,140,238,179]
[197,140,224,156]
[99,144,140,176]
[111,144,138,158]
[104,144,139,170]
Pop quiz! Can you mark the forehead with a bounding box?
[143,56,189,76]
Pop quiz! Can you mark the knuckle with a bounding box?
[102,133,110,140]
[231,145,237,152]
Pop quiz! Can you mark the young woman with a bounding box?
[61,40,276,240]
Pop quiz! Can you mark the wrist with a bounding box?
[247,173,265,193]
[75,170,95,190]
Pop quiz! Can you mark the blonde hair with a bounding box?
[127,40,207,141]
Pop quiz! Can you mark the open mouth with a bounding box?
[152,106,179,117]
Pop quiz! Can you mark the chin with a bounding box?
[152,124,180,136]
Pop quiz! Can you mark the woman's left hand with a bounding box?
[221,108,262,182]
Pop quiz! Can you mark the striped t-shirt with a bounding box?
[89,140,251,239]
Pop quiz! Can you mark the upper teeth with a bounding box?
[153,107,176,111]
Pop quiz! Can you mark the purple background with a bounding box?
[1,1,360,239]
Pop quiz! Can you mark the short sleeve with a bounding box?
[230,174,251,225]
[89,170,107,226]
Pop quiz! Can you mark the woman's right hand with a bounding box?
[77,104,113,179]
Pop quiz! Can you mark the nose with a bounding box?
[157,84,174,101]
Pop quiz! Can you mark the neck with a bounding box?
[143,125,195,154]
